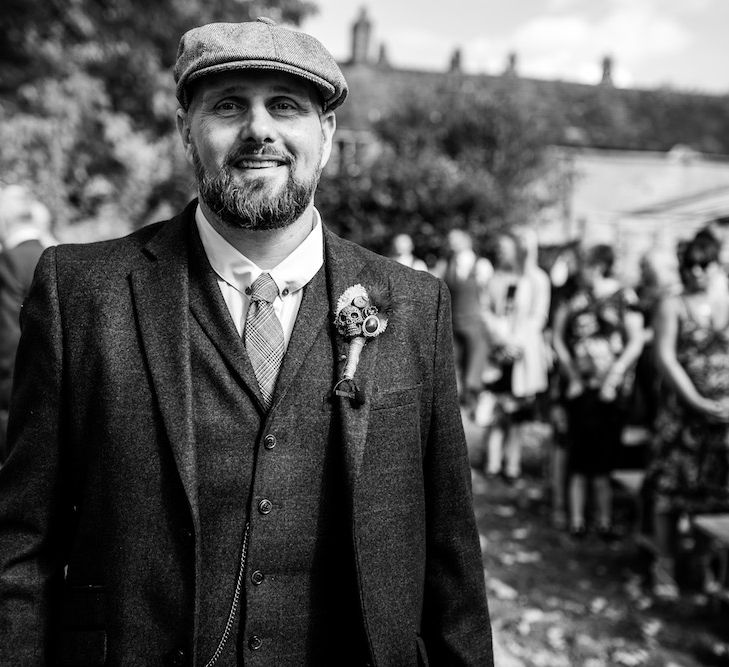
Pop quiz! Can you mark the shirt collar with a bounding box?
[194,204,324,297]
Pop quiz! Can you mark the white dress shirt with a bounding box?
[195,205,324,348]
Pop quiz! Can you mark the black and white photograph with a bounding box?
[1,1,729,665]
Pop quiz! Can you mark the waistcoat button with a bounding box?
[249,635,263,650]
[263,434,276,449]
[258,498,273,514]
[251,569,265,585]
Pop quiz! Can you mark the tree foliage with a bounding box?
[0,0,316,236]
[318,79,558,258]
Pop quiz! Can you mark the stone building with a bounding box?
[331,8,729,282]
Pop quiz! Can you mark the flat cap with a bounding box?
[174,17,348,111]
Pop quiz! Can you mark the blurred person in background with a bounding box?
[388,232,427,271]
[481,230,550,483]
[702,216,729,277]
[0,185,55,464]
[443,228,493,409]
[643,231,729,597]
[553,244,644,539]
[626,252,678,450]
[694,226,729,299]
[545,243,581,528]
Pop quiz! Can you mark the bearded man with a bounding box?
[0,18,492,666]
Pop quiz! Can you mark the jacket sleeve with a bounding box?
[0,248,68,665]
[421,280,494,665]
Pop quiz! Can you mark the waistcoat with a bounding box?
[188,233,367,666]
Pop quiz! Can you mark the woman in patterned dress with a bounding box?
[553,245,645,538]
[645,232,729,595]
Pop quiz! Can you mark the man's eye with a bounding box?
[270,100,299,113]
[214,101,242,113]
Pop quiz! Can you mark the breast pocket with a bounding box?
[370,384,422,411]
[367,385,424,471]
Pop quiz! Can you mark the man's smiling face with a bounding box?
[177,69,335,230]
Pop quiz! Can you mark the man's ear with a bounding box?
[319,111,336,169]
[176,108,195,164]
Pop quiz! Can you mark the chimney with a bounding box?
[449,48,462,74]
[600,55,613,86]
[504,51,518,77]
[377,43,390,68]
[351,7,372,65]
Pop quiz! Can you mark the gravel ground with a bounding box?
[464,415,729,667]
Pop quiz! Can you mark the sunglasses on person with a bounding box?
[685,258,713,271]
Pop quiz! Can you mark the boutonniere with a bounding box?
[332,283,392,406]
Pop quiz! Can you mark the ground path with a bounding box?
[463,415,729,667]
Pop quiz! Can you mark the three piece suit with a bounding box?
[0,202,492,665]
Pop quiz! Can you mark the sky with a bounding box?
[301,0,729,94]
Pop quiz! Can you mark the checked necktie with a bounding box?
[244,273,285,409]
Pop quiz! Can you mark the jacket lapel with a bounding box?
[129,206,199,527]
[324,229,384,491]
[269,266,329,410]
[187,224,266,409]
[127,217,385,517]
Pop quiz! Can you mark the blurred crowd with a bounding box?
[390,222,729,602]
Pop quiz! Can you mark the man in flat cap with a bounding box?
[0,18,492,666]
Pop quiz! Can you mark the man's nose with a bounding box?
[240,103,275,143]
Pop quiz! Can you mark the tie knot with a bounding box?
[249,273,279,304]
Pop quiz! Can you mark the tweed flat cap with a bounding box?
[174,17,348,111]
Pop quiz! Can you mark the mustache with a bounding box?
[225,143,292,166]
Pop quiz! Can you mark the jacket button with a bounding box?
[263,434,276,450]
[249,635,263,651]
[251,569,265,585]
[258,498,273,515]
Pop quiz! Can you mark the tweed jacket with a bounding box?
[0,202,492,666]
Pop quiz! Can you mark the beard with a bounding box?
[192,143,322,231]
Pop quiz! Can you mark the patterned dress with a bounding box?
[563,286,637,475]
[646,299,729,514]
